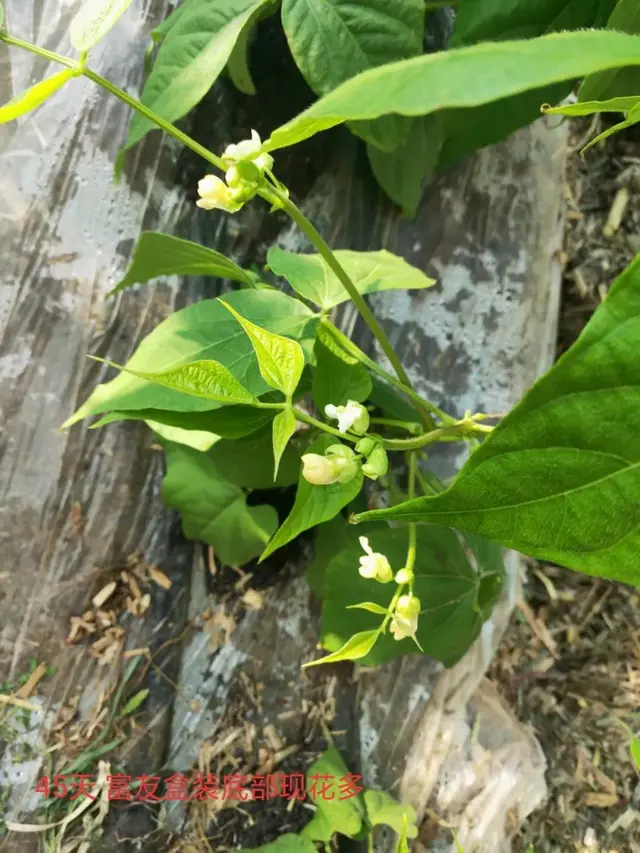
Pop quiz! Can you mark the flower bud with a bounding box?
[335,457,359,484]
[390,593,421,641]
[355,437,377,457]
[225,160,261,188]
[358,537,393,583]
[300,453,339,486]
[326,444,356,459]
[395,568,414,585]
[362,447,388,480]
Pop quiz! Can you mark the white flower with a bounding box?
[358,536,393,583]
[223,129,263,163]
[390,594,421,641]
[196,175,241,212]
[301,453,340,485]
[324,400,370,435]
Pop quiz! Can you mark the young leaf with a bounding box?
[300,810,334,842]
[122,0,274,153]
[304,629,379,667]
[579,0,640,102]
[227,25,256,94]
[93,404,274,439]
[363,789,419,838]
[321,526,504,666]
[146,418,220,452]
[312,325,372,412]
[281,0,424,151]
[239,834,317,853]
[109,232,253,296]
[542,95,640,116]
[162,442,278,566]
[220,299,305,397]
[272,408,297,480]
[346,602,388,615]
[305,748,365,836]
[0,70,74,124]
[91,357,257,405]
[396,816,411,853]
[118,688,149,718]
[578,101,640,154]
[263,30,640,152]
[630,735,640,770]
[63,290,315,426]
[355,257,640,587]
[260,435,363,561]
[70,0,134,51]
[267,247,435,310]
[367,115,443,217]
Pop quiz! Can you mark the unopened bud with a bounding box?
[395,568,414,585]
[300,453,339,486]
[355,437,376,457]
[362,447,388,480]
[326,444,356,459]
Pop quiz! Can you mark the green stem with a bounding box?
[292,408,359,443]
[406,453,417,579]
[383,420,492,451]
[320,319,454,425]
[262,186,436,429]
[0,33,79,69]
[0,34,227,173]
[82,69,226,171]
[370,417,421,433]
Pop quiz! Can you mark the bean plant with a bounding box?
[1,0,640,679]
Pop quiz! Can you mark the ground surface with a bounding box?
[491,119,640,853]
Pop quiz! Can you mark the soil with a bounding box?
[490,118,640,853]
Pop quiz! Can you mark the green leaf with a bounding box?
[260,435,363,560]
[542,95,640,116]
[368,376,419,424]
[321,527,503,666]
[146,418,220,451]
[220,299,305,397]
[630,735,640,770]
[305,629,380,666]
[70,0,134,51]
[312,325,372,412]
[90,357,257,405]
[300,810,334,842]
[451,0,616,46]
[122,0,273,153]
[118,688,149,718]
[0,70,74,124]
[578,101,640,154]
[281,0,424,152]
[63,290,315,426]
[305,748,364,837]
[306,514,363,597]
[209,425,302,489]
[355,257,640,587]
[367,115,443,217]
[162,442,278,566]
[268,247,435,310]
[93,405,274,439]
[580,0,640,102]
[346,601,388,614]
[264,30,640,152]
[272,409,297,480]
[363,790,418,838]
[396,816,411,853]
[239,834,317,853]
[227,24,256,94]
[109,232,253,296]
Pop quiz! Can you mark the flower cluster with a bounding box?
[197,130,274,214]
[357,538,421,642]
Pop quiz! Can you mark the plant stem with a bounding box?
[292,408,359,443]
[82,69,226,171]
[0,33,79,69]
[406,453,417,577]
[262,186,437,428]
[320,319,454,425]
[0,34,227,173]
[383,419,492,451]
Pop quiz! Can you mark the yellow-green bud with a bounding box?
[395,568,414,585]
[326,444,356,459]
[362,447,388,480]
[355,437,377,457]
[226,160,261,188]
